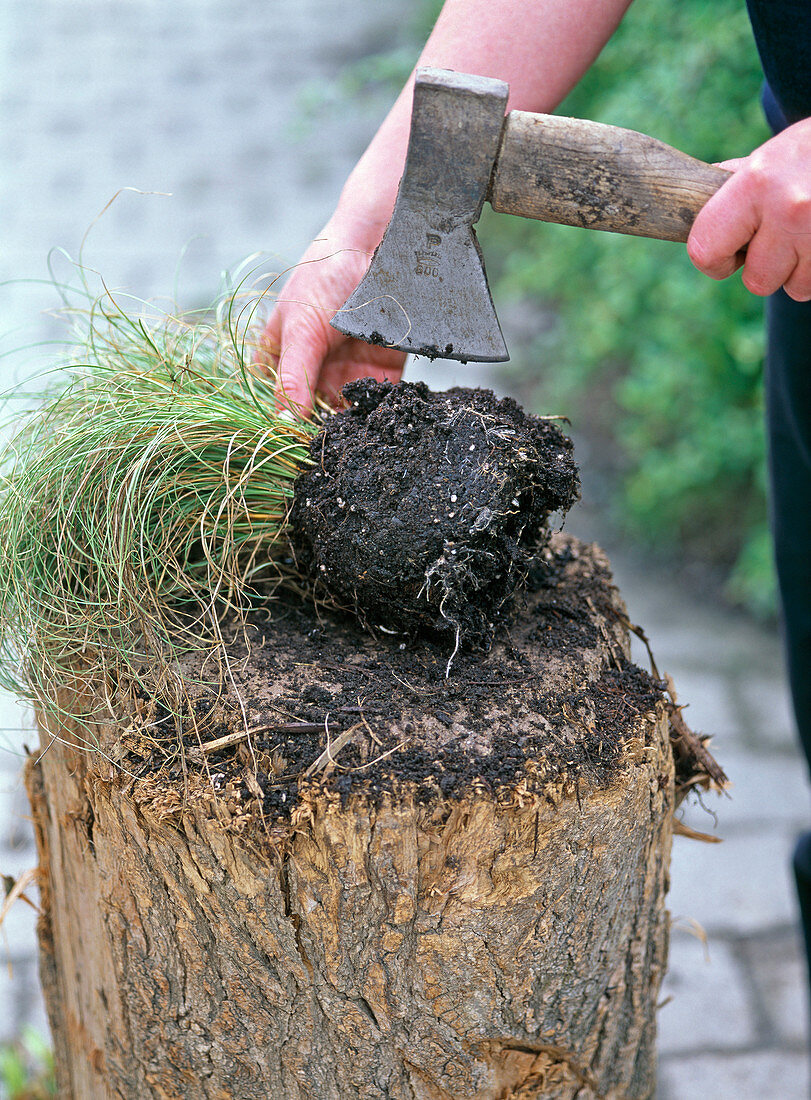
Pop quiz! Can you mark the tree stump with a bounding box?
[25,535,714,1099]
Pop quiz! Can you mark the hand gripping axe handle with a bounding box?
[331,68,732,362]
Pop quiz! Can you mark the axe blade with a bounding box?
[331,68,510,363]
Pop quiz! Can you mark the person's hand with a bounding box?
[259,212,407,413]
[687,118,811,302]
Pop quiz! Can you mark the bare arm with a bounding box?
[262,0,634,411]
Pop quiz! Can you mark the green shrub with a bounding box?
[0,1028,55,1099]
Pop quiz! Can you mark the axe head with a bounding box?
[331,68,510,363]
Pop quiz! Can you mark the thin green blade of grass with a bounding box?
[0,294,318,725]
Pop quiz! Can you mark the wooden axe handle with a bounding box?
[490,111,732,243]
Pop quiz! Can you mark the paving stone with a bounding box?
[737,673,802,754]
[593,550,784,677]
[740,928,810,1049]
[668,827,799,936]
[658,933,756,1054]
[663,667,742,744]
[0,0,402,344]
[677,747,810,833]
[0,954,48,1046]
[0,966,17,1047]
[0,710,37,898]
[0,841,38,885]
[658,1050,810,1100]
[0,901,39,968]
[0,688,32,754]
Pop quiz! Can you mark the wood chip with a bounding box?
[304,722,364,777]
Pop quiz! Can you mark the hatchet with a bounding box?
[331,67,732,362]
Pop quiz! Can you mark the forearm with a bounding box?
[335,0,635,231]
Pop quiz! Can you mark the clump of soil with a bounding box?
[289,379,580,647]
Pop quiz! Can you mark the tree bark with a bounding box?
[25,538,693,1099]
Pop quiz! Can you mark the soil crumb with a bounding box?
[289,380,580,648]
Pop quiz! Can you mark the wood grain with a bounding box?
[490,112,731,242]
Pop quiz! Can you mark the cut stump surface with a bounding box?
[27,536,684,1099]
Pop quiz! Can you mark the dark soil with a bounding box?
[120,536,672,829]
[288,380,580,649]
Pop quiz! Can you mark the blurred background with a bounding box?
[0,1,808,1096]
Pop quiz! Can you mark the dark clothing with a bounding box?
[765,286,811,1040]
[764,290,811,771]
[745,0,811,776]
[795,835,811,1021]
[749,0,811,771]
[762,81,791,136]
[746,0,811,1042]
[746,0,811,125]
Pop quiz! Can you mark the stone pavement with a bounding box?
[1,3,809,1096]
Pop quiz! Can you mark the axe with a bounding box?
[331,67,732,362]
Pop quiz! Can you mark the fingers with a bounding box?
[254,306,324,414]
[276,344,321,415]
[739,226,799,297]
[686,171,757,280]
[259,279,339,412]
[256,214,399,411]
[687,120,811,299]
[782,256,811,302]
[688,177,811,297]
[265,316,408,414]
[317,343,407,405]
[690,185,811,301]
[253,327,280,381]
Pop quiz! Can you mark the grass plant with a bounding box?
[0,288,317,724]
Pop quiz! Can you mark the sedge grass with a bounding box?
[0,290,318,724]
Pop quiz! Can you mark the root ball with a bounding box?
[289,379,580,645]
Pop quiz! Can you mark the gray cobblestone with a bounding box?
[658,1050,809,1100]
[677,748,809,831]
[739,927,809,1049]
[658,933,757,1055]
[669,826,800,936]
[736,673,801,754]
[660,667,743,742]
[0,954,50,1048]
